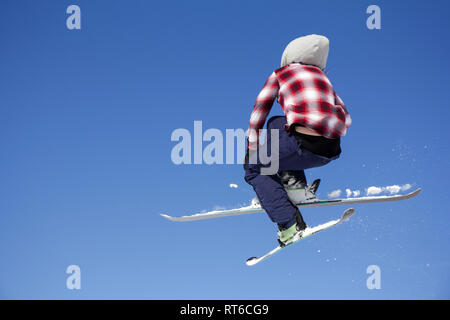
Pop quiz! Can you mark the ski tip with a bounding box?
[341,208,355,221]
[246,257,259,266]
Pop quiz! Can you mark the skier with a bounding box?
[244,34,352,247]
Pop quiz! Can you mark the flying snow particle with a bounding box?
[346,189,352,197]
[353,190,361,197]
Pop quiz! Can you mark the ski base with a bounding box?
[245,208,355,266]
[160,188,420,222]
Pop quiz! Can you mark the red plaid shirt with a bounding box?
[248,64,351,150]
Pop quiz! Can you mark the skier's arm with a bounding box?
[247,72,280,150]
[334,91,352,131]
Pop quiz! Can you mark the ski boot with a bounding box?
[277,208,307,247]
[250,197,261,207]
[280,171,321,204]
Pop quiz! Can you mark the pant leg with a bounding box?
[244,116,300,229]
[244,116,337,229]
[245,167,298,228]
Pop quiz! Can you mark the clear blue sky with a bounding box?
[1,0,449,299]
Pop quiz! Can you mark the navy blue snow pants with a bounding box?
[244,116,339,229]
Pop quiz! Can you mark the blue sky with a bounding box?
[1,0,449,299]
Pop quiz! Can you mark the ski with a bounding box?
[246,207,355,266]
[160,188,421,222]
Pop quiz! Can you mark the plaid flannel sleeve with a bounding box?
[247,72,279,150]
[334,91,352,132]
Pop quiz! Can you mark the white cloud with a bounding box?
[401,184,412,191]
[385,185,401,194]
[367,186,383,195]
[229,184,238,189]
[329,184,412,199]
[366,184,413,196]
[344,188,361,198]
[328,189,342,198]
[346,189,352,197]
